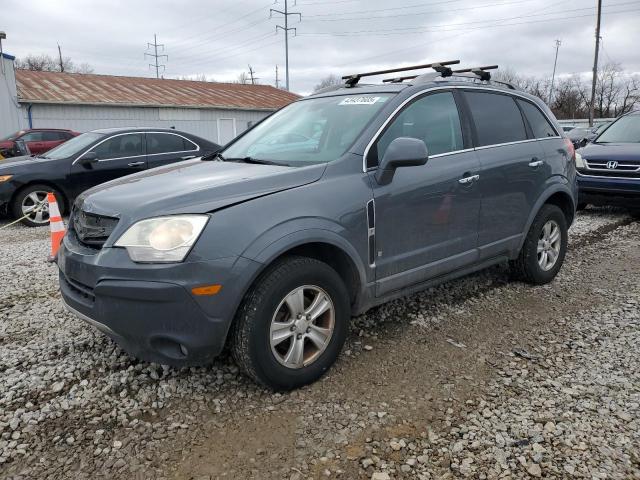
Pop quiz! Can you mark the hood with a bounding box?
[78,159,326,222]
[0,155,36,169]
[0,141,13,149]
[579,142,640,162]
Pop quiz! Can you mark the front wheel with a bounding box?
[231,256,350,390]
[11,184,65,227]
[511,204,568,284]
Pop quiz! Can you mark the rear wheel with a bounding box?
[11,184,64,227]
[231,256,350,390]
[511,204,568,284]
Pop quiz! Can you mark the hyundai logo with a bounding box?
[606,161,619,169]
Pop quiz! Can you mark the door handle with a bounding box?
[529,159,544,168]
[458,174,480,185]
[180,155,197,160]
[128,161,145,167]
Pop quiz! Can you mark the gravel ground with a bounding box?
[0,207,638,479]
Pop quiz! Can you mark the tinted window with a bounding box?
[372,92,464,166]
[517,100,557,138]
[93,134,144,160]
[146,133,191,154]
[21,132,46,142]
[42,131,67,141]
[465,92,527,146]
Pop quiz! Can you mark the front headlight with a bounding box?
[0,175,13,182]
[114,215,209,263]
[575,152,586,169]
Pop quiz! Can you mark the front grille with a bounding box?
[69,209,119,249]
[584,159,640,178]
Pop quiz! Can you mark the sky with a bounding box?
[2,0,639,95]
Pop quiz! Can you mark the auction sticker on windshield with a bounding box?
[339,96,383,105]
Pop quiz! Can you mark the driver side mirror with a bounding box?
[375,137,429,184]
[79,151,98,167]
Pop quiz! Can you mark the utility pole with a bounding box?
[589,0,602,127]
[270,0,301,91]
[548,39,561,106]
[57,43,64,72]
[248,65,259,85]
[275,65,280,89]
[145,34,168,79]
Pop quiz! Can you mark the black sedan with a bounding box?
[0,128,220,226]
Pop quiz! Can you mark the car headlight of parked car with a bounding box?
[114,215,209,263]
[0,175,13,182]
[574,152,586,170]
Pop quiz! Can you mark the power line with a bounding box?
[145,34,168,78]
[297,4,639,37]
[275,65,280,88]
[271,0,302,91]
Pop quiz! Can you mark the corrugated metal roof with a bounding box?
[15,70,301,111]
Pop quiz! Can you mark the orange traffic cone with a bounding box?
[47,192,65,262]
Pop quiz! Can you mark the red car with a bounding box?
[0,128,80,156]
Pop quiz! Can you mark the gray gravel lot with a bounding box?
[0,208,638,479]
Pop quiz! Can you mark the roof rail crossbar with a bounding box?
[382,74,418,84]
[342,59,460,87]
[452,65,498,81]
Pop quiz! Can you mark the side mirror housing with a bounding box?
[79,151,98,167]
[375,137,429,184]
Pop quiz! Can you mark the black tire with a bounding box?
[231,256,350,391]
[576,203,587,211]
[11,184,64,227]
[510,204,568,285]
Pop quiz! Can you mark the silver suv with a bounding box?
[57,61,578,390]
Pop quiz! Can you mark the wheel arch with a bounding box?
[518,183,575,252]
[246,230,369,313]
[10,180,69,215]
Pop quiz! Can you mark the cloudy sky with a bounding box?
[2,0,639,94]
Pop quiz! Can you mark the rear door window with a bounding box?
[147,133,192,154]
[516,100,557,139]
[371,91,464,167]
[464,91,527,146]
[93,134,144,160]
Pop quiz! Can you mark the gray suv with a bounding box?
[57,62,577,390]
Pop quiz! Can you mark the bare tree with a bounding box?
[15,54,94,74]
[176,74,215,82]
[313,74,342,92]
[236,72,250,84]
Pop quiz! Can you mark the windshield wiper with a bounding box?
[235,157,289,166]
[201,151,226,161]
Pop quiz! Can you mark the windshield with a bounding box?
[222,94,393,165]
[42,132,105,160]
[0,131,22,142]
[596,115,640,143]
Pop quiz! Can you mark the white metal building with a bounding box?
[0,53,300,144]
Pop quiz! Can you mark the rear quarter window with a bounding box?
[517,100,557,139]
[464,91,527,146]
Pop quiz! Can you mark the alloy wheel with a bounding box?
[269,285,335,369]
[537,219,561,271]
[21,191,50,225]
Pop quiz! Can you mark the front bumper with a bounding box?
[57,233,262,366]
[577,172,640,208]
[0,182,13,215]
